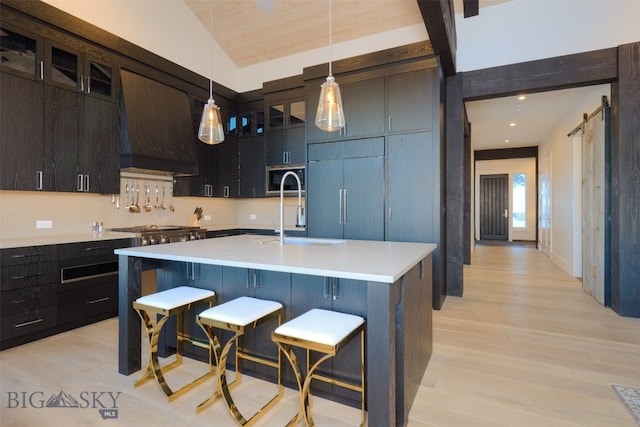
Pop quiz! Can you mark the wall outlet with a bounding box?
[203,214,211,221]
[249,214,256,220]
[36,220,53,229]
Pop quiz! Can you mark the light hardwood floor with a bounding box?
[1,245,639,426]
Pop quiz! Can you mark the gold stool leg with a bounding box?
[134,309,176,396]
[198,312,283,426]
[135,306,215,402]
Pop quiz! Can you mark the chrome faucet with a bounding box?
[279,171,304,245]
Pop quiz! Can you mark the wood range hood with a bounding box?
[119,69,199,176]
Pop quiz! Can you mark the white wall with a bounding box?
[456,0,640,72]
[474,158,537,242]
[538,85,610,276]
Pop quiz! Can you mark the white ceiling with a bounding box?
[466,84,610,150]
[181,0,605,151]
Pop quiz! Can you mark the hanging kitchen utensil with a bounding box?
[129,185,141,213]
[144,185,152,212]
[161,185,167,210]
[154,186,161,209]
[124,184,130,209]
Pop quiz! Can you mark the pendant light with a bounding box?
[198,0,224,144]
[315,0,345,132]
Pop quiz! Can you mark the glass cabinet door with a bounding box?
[0,25,41,80]
[87,59,113,98]
[49,44,79,89]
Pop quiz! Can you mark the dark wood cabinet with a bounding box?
[386,69,435,133]
[220,267,290,379]
[0,72,45,190]
[306,77,385,143]
[175,96,240,198]
[386,131,440,242]
[307,138,385,240]
[265,94,306,166]
[238,135,266,197]
[0,19,119,194]
[0,245,58,349]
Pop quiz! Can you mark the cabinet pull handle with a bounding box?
[224,185,230,198]
[84,174,90,192]
[339,189,343,224]
[15,318,43,328]
[246,269,251,289]
[77,174,84,192]
[12,299,26,304]
[86,76,91,94]
[85,245,109,251]
[389,207,392,222]
[388,115,392,131]
[323,277,330,299]
[11,252,43,259]
[332,278,338,301]
[420,259,424,280]
[87,297,110,304]
[39,61,44,80]
[80,74,84,92]
[36,170,43,191]
[253,270,258,288]
[343,189,348,224]
[12,273,43,280]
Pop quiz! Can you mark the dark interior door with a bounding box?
[480,174,509,240]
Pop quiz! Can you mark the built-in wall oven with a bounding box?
[266,165,305,196]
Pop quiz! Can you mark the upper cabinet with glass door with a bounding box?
[0,24,43,80]
[46,40,117,102]
[266,98,305,131]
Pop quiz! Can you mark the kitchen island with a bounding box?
[115,234,436,426]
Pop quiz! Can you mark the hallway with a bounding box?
[409,244,640,426]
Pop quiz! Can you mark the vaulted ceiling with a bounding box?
[183,0,509,68]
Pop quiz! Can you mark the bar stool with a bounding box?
[133,286,216,402]
[272,308,366,426]
[196,296,284,426]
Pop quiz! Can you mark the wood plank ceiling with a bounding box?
[183,0,507,68]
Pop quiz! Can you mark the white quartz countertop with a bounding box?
[115,234,436,283]
[0,231,137,249]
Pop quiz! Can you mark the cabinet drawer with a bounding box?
[57,239,131,261]
[58,281,117,325]
[1,261,58,291]
[1,283,57,315]
[1,245,57,266]
[1,306,57,340]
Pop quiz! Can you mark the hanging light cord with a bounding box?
[328,0,333,77]
[208,0,213,99]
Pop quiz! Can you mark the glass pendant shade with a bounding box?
[315,75,345,132]
[198,97,224,144]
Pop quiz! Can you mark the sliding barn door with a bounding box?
[479,174,509,241]
[582,106,610,306]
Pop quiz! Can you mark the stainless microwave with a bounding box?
[266,165,305,195]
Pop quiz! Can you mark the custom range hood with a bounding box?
[119,69,199,176]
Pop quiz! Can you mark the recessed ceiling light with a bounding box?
[505,139,510,143]
[509,122,517,127]
[518,95,527,101]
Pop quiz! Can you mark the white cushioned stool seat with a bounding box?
[198,296,283,326]
[273,308,364,346]
[135,286,215,311]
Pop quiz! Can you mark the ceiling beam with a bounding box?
[417,0,457,76]
[463,0,479,18]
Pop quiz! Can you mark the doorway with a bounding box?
[479,174,509,241]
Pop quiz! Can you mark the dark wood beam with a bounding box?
[417,0,457,76]
[463,48,618,100]
[463,0,479,18]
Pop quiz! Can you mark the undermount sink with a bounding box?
[261,237,346,246]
